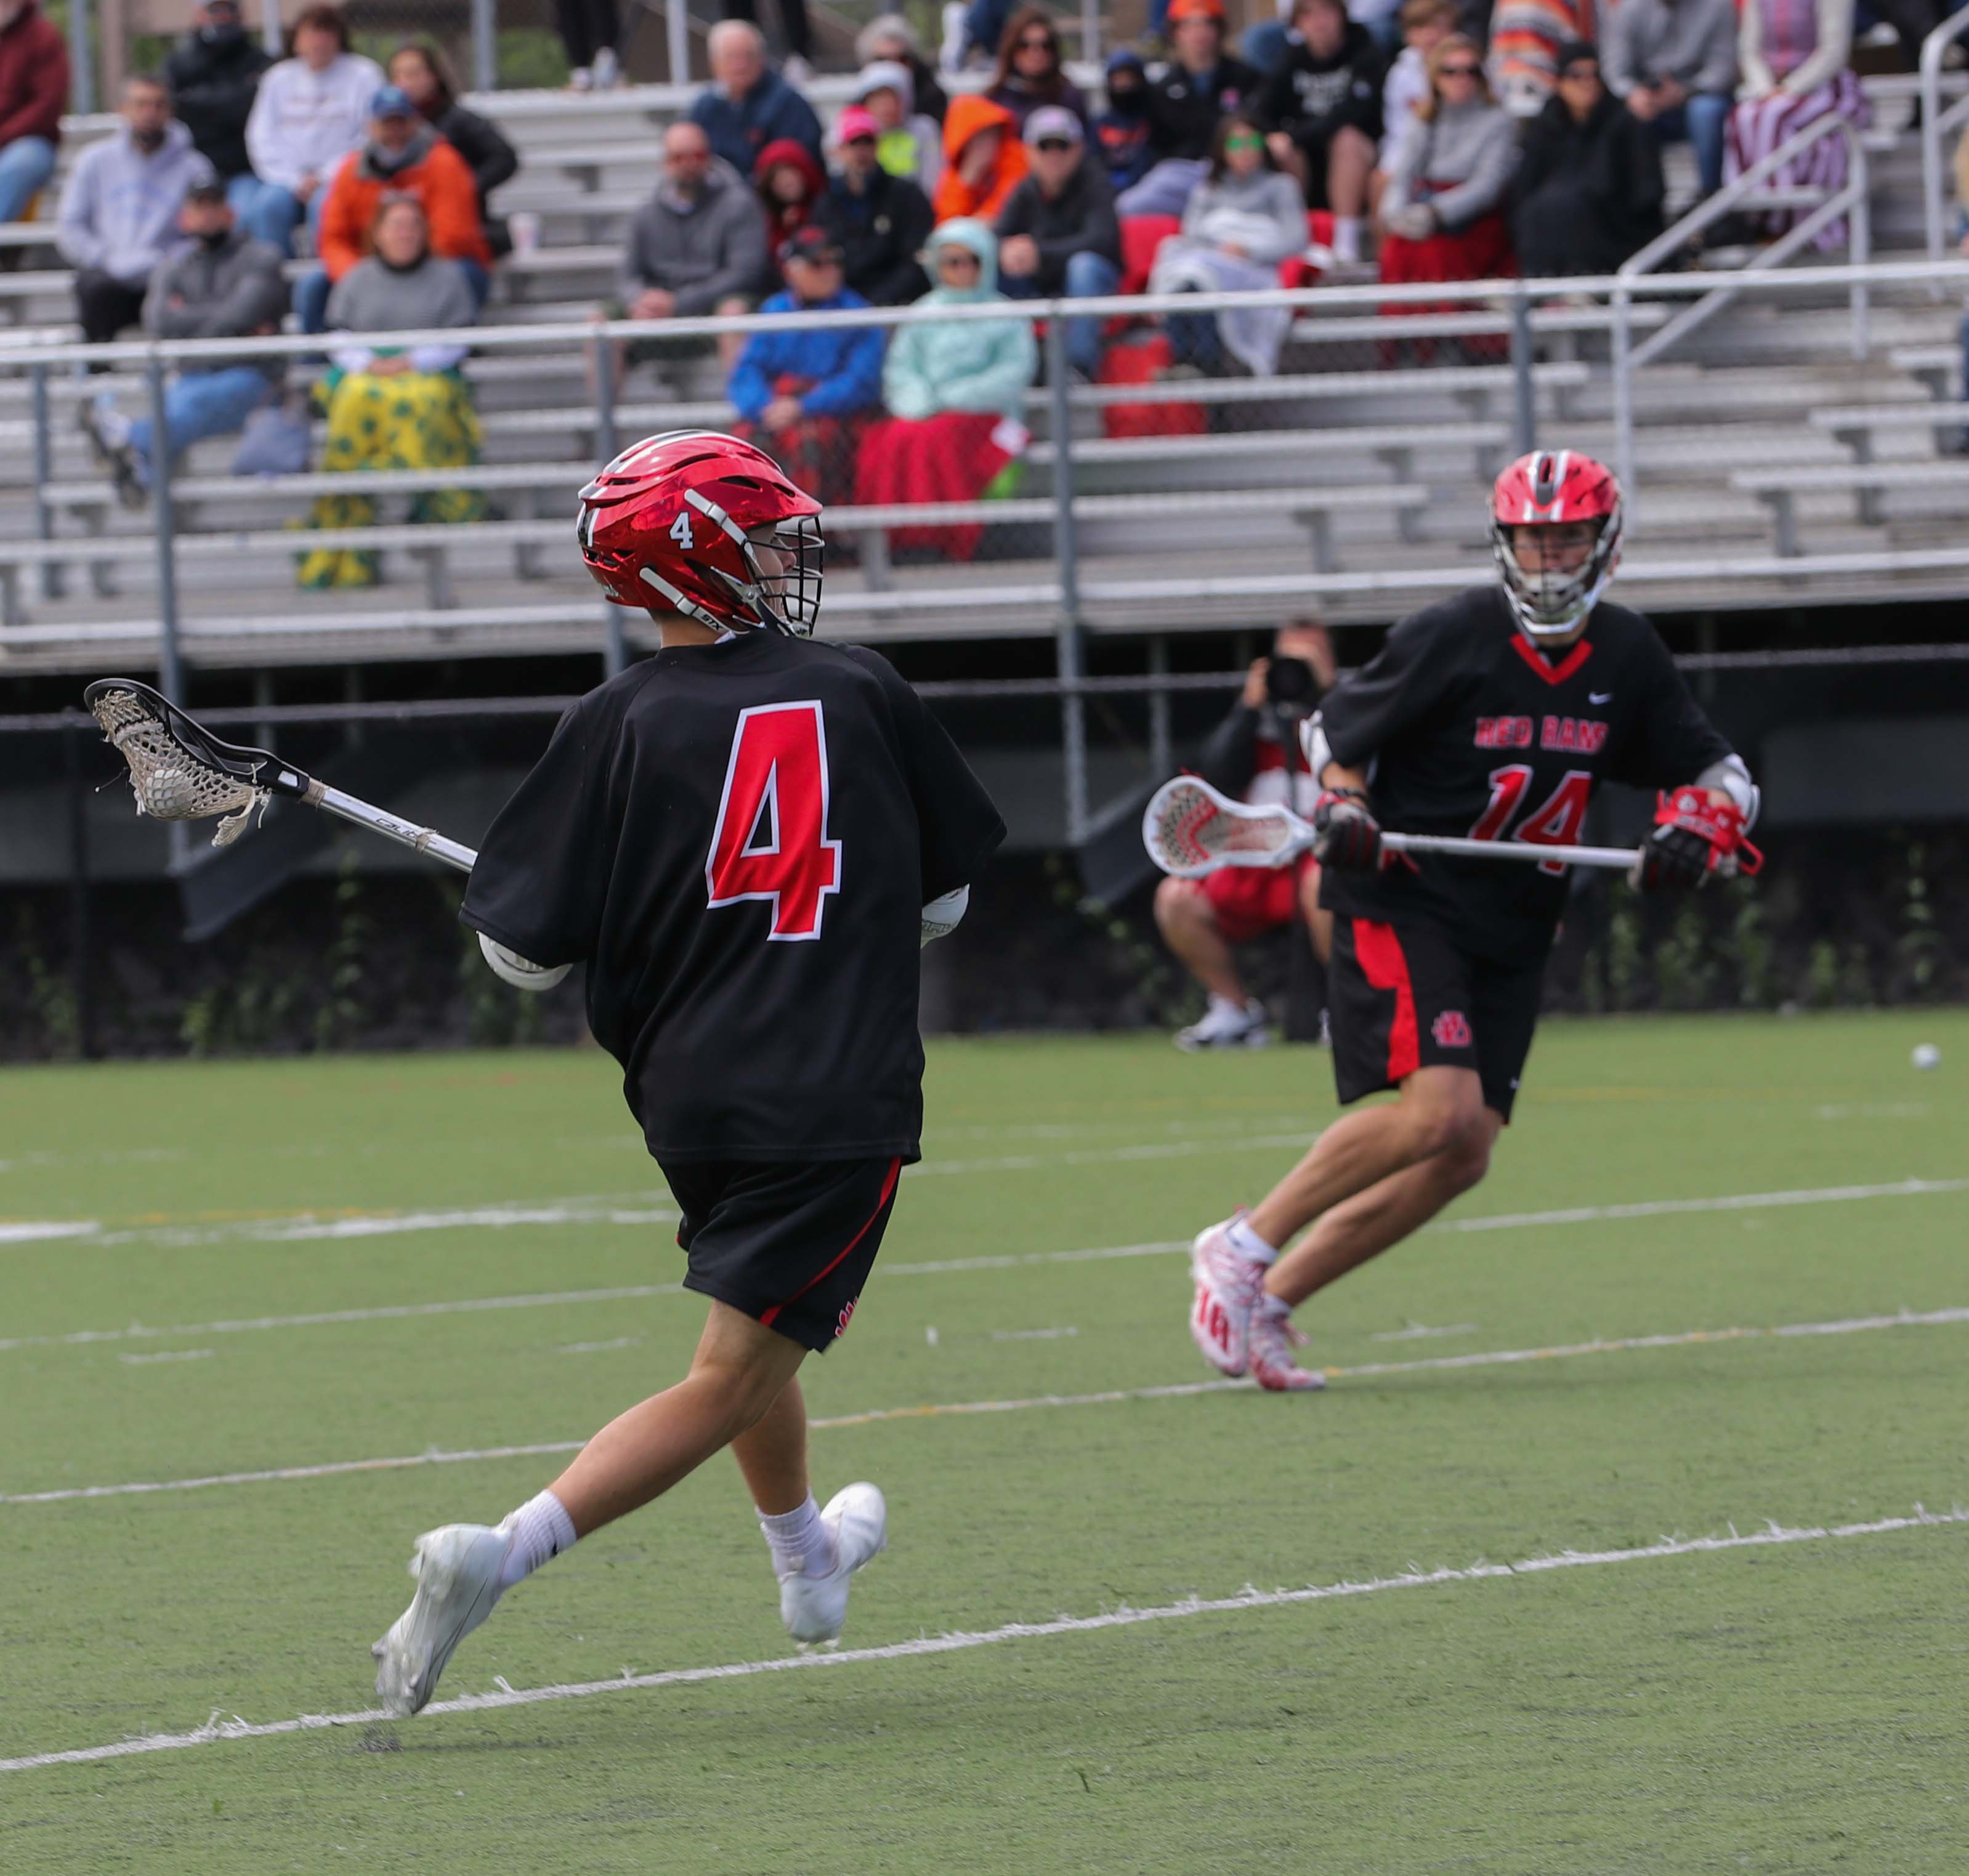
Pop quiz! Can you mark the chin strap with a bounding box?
[1652,786,1764,877]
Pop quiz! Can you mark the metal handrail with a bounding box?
[1920,3,1969,269]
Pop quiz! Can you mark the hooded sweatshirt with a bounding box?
[0,1,67,151]
[244,50,384,192]
[1094,51,1152,193]
[316,123,489,281]
[165,21,272,179]
[882,217,1035,423]
[1379,96,1518,231]
[619,155,771,315]
[1255,22,1386,149]
[728,284,885,421]
[854,60,941,196]
[754,135,827,259]
[56,119,213,283]
[934,96,1029,226]
[993,150,1120,291]
[687,66,823,179]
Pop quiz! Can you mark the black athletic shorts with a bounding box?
[660,1155,902,1353]
[1327,915,1548,1122]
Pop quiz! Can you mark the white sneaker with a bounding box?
[1189,1213,1268,1377]
[371,1523,509,1716]
[779,1482,886,1646]
[1175,997,1269,1051]
[1249,1304,1326,1392]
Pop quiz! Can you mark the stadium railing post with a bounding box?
[1611,285,1636,520]
[590,330,628,677]
[1509,280,1535,458]
[145,350,190,869]
[67,0,95,115]
[1044,309,1088,846]
[29,361,60,600]
[1147,635,1171,778]
[471,0,498,92]
[62,712,97,1060]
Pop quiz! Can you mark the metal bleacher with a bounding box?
[5,58,1969,681]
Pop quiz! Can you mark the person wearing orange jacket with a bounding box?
[932,94,1028,225]
[296,82,489,331]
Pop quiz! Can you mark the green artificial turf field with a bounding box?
[1,1014,1965,1874]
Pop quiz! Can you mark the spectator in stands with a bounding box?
[612,120,767,373]
[239,4,382,256]
[1601,0,1736,200]
[985,8,1090,133]
[934,94,1029,224]
[754,137,826,267]
[80,176,285,505]
[814,105,932,305]
[1154,620,1336,1051]
[858,218,1035,562]
[993,107,1120,381]
[387,43,519,248]
[690,20,823,181]
[166,1,271,199]
[301,85,490,332]
[1093,50,1155,196]
[1381,0,1458,163]
[1149,110,1306,376]
[1256,0,1384,265]
[1118,0,1263,219]
[1489,0,1591,119]
[1725,0,1866,246]
[57,74,214,346]
[299,193,481,589]
[0,0,64,230]
[1514,41,1665,275]
[730,225,883,503]
[1376,35,1515,303]
[554,0,620,91]
[958,0,1014,76]
[854,59,941,195]
[718,0,814,86]
[857,14,948,125]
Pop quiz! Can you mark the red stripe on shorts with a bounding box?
[1352,919,1420,1083]
[759,1156,903,1328]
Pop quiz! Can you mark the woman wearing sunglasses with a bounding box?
[1376,33,1517,338]
[985,5,1090,133]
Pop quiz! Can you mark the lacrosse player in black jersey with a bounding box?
[370,432,1005,1716]
[1189,450,1761,1392]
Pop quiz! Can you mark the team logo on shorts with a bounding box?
[835,1298,858,1340]
[1431,1010,1473,1049]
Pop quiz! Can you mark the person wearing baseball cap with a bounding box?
[729,222,884,504]
[814,99,933,304]
[297,75,488,331]
[991,104,1120,380]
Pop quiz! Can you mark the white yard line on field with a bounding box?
[5,1173,1967,1357]
[5,1303,1965,1508]
[1,1503,1961,1774]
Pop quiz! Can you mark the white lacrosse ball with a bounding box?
[1911,1043,1941,1072]
[478,932,571,992]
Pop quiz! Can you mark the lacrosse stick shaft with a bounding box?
[310,783,478,873]
[1381,832,1637,870]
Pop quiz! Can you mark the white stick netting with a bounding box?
[89,688,269,847]
[1144,778,1298,876]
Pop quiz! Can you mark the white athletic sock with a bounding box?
[1332,216,1362,263]
[1256,1292,1292,1322]
[1224,1215,1279,1265]
[1207,992,1246,1017]
[498,1488,578,1591]
[758,1494,838,1580]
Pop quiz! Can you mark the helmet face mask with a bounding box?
[576,431,826,637]
[1487,450,1623,642]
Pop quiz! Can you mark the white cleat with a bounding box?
[780,1482,887,1647]
[1175,997,1269,1051]
[1248,1305,1327,1393]
[1189,1214,1268,1377]
[371,1523,509,1717]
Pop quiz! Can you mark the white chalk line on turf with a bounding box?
[9,1171,1965,1359]
[2,1503,1962,1774]
[7,1303,1966,1508]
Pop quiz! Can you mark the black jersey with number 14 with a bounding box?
[461,633,1006,1165]
[1315,584,1736,961]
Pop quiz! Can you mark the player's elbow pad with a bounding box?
[1299,715,1333,780]
[1698,753,1760,829]
[478,931,572,992]
[921,884,969,947]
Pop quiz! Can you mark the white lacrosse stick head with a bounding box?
[1142,777,1303,878]
[86,682,273,847]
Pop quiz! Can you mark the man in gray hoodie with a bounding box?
[1601,0,1737,197]
[613,120,769,373]
[57,72,214,343]
[82,176,286,504]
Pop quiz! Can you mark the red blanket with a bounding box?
[852,410,1027,562]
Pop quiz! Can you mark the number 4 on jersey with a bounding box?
[706,701,842,940]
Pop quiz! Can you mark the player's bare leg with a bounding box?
[1189,1067,1487,1380]
[1156,877,1268,1048]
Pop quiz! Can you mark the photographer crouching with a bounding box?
[1155,620,1336,1049]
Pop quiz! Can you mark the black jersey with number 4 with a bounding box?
[461,632,1005,1165]
[1316,584,1736,961]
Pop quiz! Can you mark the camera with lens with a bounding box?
[1264,654,1323,719]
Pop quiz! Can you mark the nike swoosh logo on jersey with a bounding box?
[1588,691,1613,704]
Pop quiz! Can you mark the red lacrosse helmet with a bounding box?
[576,431,824,635]
[1488,449,1623,641]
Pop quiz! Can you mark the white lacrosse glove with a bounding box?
[478,932,572,992]
[921,884,970,947]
